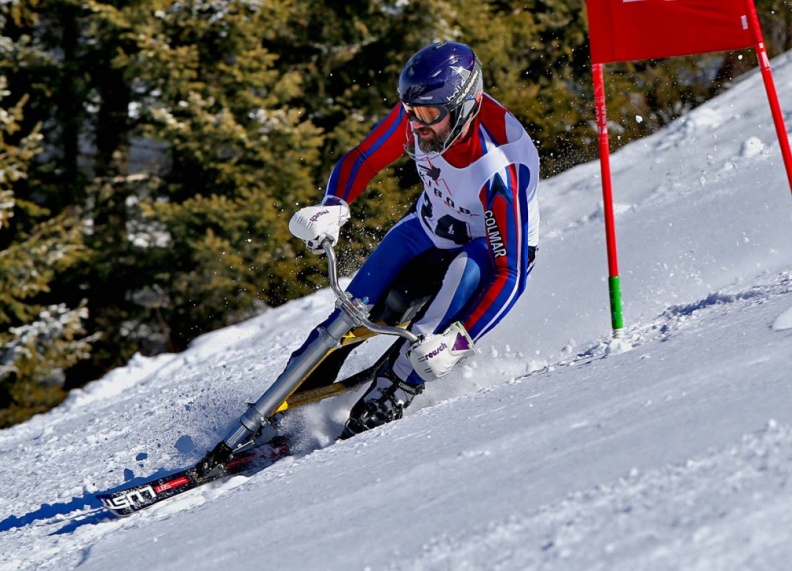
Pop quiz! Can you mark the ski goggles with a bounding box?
[402,103,449,126]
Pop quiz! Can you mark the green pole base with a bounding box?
[608,275,624,333]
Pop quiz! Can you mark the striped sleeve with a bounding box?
[462,161,536,340]
[324,104,410,204]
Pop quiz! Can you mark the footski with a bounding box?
[96,439,289,517]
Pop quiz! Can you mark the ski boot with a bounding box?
[339,368,424,439]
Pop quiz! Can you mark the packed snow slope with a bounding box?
[2,53,792,571]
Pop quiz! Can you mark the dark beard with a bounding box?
[416,124,451,153]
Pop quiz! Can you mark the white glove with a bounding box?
[288,197,350,254]
[408,322,475,382]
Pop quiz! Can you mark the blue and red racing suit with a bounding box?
[310,94,539,384]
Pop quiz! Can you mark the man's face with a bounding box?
[411,115,452,153]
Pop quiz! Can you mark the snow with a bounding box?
[773,304,792,330]
[2,52,792,571]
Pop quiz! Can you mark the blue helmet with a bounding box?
[398,42,483,139]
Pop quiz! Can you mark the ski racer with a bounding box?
[288,41,540,438]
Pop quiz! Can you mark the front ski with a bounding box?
[97,356,385,518]
[96,440,288,517]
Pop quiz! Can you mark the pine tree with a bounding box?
[0,72,93,427]
[105,0,326,350]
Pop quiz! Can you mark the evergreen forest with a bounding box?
[2,0,791,427]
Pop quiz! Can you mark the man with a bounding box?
[289,41,540,438]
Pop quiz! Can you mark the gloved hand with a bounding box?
[288,196,350,254]
[408,322,475,381]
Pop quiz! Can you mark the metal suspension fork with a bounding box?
[222,242,419,451]
[222,307,359,450]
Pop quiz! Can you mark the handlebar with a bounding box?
[322,241,419,344]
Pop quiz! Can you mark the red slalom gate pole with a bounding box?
[592,63,624,338]
[745,0,792,196]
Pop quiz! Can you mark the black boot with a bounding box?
[340,369,424,439]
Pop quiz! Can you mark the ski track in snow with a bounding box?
[2,52,792,571]
[516,270,792,376]
[393,421,792,571]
